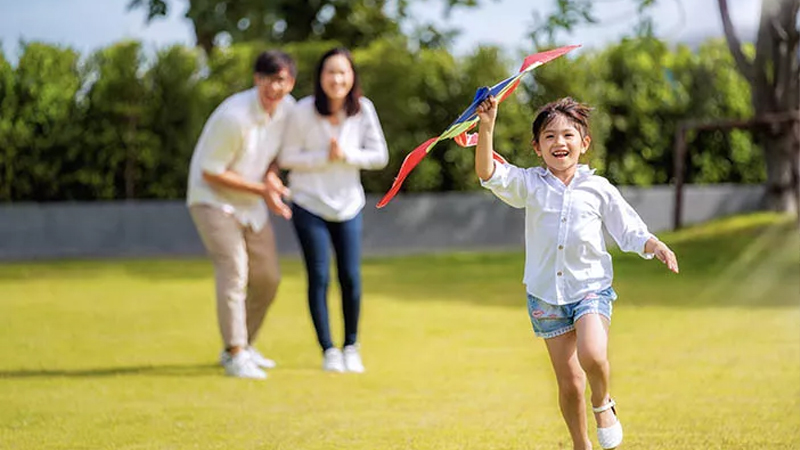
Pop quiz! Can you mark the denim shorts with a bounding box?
[526,287,618,339]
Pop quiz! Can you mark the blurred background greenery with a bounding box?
[0,0,795,214]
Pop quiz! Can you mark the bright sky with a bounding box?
[0,0,760,63]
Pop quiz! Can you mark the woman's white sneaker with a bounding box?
[322,348,345,372]
[343,345,365,373]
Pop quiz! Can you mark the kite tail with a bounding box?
[453,131,507,164]
[376,137,438,208]
[453,131,478,147]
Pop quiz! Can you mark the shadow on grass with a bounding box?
[0,363,218,379]
[0,257,309,282]
[0,258,215,281]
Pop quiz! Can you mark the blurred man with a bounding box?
[187,50,296,379]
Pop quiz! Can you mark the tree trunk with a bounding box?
[761,130,799,212]
[125,117,136,200]
[719,0,800,215]
[185,1,217,55]
[195,30,214,55]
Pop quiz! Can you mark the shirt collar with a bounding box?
[250,88,292,123]
[536,164,596,179]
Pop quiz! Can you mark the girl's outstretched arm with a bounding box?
[475,96,498,181]
[645,237,680,273]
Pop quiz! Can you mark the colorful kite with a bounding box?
[376,44,580,208]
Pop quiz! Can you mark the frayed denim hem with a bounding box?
[537,324,576,339]
[575,308,612,323]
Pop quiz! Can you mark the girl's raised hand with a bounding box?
[476,95,498,124]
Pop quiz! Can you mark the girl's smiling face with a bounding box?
[533,114,591,176]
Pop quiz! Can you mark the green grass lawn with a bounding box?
[1,213,798,450]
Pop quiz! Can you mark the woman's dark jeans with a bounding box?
[291,203,362,351]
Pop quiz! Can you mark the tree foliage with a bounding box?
[80,41,156,199]
[0,36,762,202]
[128,0,481,53]
[527,37,755,186]
[4,43,82,201]
[0,49,16,201]
[533,0,799,212]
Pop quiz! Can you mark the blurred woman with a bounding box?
[279,47,388,373]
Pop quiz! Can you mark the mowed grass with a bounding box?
[1,213,798,450]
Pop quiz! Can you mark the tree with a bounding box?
[80,41,157,199]
[719,0,799,212]
[527,36,759,186]
[0,49,16,201]
[7,43,82,201]
[534,0,800,213]
[354,37,534,194]
[141,45,206,199]
[128,0,482,54]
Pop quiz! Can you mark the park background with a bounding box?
[1,0,799,449]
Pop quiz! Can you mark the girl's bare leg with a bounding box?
[545,330,593,450]
[575,313,616,428]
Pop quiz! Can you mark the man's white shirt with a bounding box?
[481,162,655,305]
[187,88,295,231]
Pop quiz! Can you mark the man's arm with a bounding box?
[197,112,292,219]
[202,170,269,197]
[261,161,292,219]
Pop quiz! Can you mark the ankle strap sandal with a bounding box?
[593,399,623,449]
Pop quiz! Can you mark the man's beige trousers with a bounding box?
[189,205,281,348]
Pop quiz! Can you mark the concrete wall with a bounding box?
[0,184,765,261]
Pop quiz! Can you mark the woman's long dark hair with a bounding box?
[314,47,362,117]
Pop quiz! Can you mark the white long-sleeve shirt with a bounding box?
[187,88,295,231]
[278,96,389,221]
[481,162,655,305]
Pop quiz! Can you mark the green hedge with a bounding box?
[0,36,758,202]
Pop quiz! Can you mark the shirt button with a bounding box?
[558,245,564,250]
[557,271,563,276]
[561,217,567,223]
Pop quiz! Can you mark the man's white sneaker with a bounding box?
[343,345,365,373]
[222,351,267,379]
[322,347,345,372]
[218,348,276,369]
[246,347,277,369]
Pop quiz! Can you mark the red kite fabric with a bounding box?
[376,44,580,208]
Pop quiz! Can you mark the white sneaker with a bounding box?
[343,345,365,373]
[218,348,276,369]
[221,351,267,379]
[322,347,345,372]
[246,347,277,369]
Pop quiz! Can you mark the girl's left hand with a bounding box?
[653,241,679,273]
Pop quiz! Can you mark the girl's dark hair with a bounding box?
[254,50,296,78]
[531,97,593,143]
[314,47,362,117]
